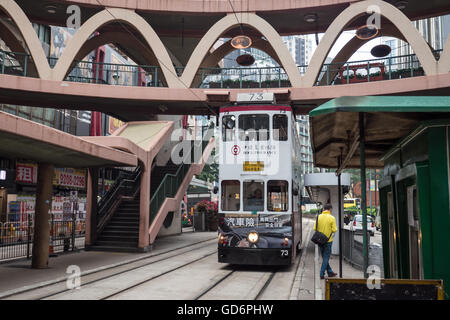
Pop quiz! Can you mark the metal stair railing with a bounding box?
[149,137,211,226]
[97,166,142,233]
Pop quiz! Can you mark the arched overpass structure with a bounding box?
[0,0,449,119]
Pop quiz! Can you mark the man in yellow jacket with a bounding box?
[313,203,338,279]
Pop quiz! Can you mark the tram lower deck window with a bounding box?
[239,114,269,141]
[221,180,240,211]
[267,180,288,212]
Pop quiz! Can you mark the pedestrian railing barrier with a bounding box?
[0,49,441,89]
[0,219,85,262]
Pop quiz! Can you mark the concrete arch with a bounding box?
[0,18,39,77]
[52,8,180,87]
[0,0,51,79]
[181,13,302,88]
[304,0,439,87]
[68,31,160,79]
[191,37,283,87]
[318,25,408,86]
[438,35,450,74]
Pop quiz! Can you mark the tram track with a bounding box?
[1,237,217,300]
[100,250,217,300]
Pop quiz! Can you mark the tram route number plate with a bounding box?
[243,161,264,171]
[237,92,274,103]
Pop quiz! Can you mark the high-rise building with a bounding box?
[396,14,450,69]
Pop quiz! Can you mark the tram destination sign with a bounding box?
[243,161,264,171]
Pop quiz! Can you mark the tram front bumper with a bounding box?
[218,247,292,266]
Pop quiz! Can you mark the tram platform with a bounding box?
[0,230,217,297]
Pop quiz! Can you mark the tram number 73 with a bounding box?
[237,92,274,102]
[280,250,289,257]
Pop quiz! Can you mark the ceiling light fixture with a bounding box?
[304,13,318,23]
[231,35,252,49]
[355,25,379,40]
[45,5,57,14]
[395,1,408,10]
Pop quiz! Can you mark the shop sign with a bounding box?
[54,168,86,189]
[108,116,124,135]
[16,162,38,184]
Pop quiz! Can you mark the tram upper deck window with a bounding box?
[267,180,288,212]
[222,115,236,141]
[238,114,269,141]
[221,180,240,211]
[273,114,288,141]
[243,180,264,212]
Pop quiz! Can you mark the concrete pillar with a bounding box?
[31,163,54,269]
[85,168,99,246]
[138,165,150,251]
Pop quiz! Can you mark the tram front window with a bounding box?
[222,115,236,141]
[239,114,269,141]
[267,180,288,212]
[221,180,240,211]
[273,114,288,141]
[243,180,264,212]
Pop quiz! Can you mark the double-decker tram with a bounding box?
[217,93,302,265]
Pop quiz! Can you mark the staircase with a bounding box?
[89,134,215,252]
[89,167,142,252]
[94,196,140,251]
[149,138,215,244]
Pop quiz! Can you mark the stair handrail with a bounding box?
[149,133,212,224]
[97,166,142,232]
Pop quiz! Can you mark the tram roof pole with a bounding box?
[359,112,369,278]
[337,150,343,278]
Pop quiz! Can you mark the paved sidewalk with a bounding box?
[0,230,217,296]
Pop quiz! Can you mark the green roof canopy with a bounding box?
[308,96,450,169]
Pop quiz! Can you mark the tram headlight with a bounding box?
[218,234,228,245]
[247,231,259,244]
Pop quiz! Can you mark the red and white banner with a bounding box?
[16,163,38,184]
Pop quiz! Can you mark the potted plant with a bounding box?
[195,200,218,231]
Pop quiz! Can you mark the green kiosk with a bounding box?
[309,96,450,300]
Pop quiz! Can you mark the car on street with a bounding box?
[350,214,375,236]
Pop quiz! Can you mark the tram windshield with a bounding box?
[273,114,288,141]
[267,180,288,212]
[239,114,269,141]
[221,180,240,211]
[222,115,236,141]
[243,180,264,212]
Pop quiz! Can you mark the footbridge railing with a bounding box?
[0,49,443,89]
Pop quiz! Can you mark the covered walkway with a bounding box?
[0,110,137,268]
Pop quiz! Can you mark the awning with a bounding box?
[309,96,450,169]
[0,111,137,168]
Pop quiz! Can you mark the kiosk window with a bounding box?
[267,180,288,212]
[239,115,269,141]
[243,180,264,212]
[273,114,288,141]
[221,180,240,211]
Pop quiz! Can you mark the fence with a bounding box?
[2,48,441,89]
[341,228,384,275]
[0,218,85,262]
